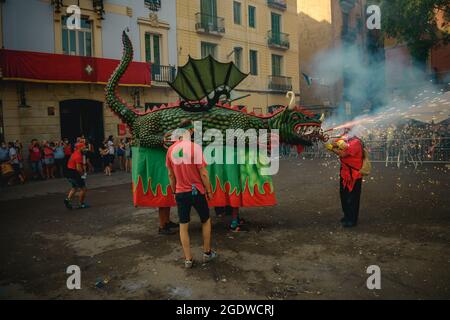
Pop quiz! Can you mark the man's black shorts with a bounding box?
[175,192,210,224]
[66,169,86,188]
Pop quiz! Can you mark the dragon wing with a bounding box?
[168,55,248,108]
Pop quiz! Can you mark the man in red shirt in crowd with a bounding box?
[327,129,364,228]
[29,139,43,180]
[64,143,89,210]
[166,119,217,269]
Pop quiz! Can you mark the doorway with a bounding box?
[59,99,104,169]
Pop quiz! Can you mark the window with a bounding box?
[233,1,242,25]
[248,5,256,28]
[201,42,217,58]
[271,12,281,33]
[62,16,92,56]
[272,54,283,76]
[201,0,217,16]
[234,47,242,70]
[145,33,161,65]
[249,50,258,75]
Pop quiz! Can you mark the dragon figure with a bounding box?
[105,31,325,208]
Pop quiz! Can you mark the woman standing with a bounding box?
[117,140,126,171]
[43,141,56,179]
[8,142,25,184]
[99,143,111,176]
[54,140,66,178]
[125,138,132,173]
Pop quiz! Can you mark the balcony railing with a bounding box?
[268,75,292,91]
[151,64,176,83]
[267,0,287,10]
[267,31,290,49]
[195,12,225,35]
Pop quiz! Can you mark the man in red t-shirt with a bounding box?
[29,139,43,180]
[327,130,364,228]
[166,119,216,268]
[64,143,89,210]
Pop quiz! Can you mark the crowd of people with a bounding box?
[358,121,450,162]
[0,135,133,186]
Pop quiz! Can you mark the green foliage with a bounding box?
[376,0,449,65]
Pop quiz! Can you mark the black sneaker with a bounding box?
[342,221,357,228]
[158,225,176,235]
[64,198,72,210]
[166,221,179,229]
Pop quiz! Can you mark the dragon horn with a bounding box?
[286,91,295,110]
[319,113,325,122]
[105,30,138,127]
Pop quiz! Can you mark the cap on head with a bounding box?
[179,119,194,130]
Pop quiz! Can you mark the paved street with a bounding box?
[0,159,449,299]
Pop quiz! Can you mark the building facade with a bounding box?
[176,0,300,114]
[297,0,382,116]
[0,0,178,146]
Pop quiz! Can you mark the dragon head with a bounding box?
[269,92,324,146]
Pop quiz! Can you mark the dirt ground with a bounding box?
[0,159,449,300]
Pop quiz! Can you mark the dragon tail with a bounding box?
[105,30,138,127]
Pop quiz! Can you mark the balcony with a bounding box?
[268,75,292,92]
[267,31,290,50]
[151,64,176,84]
[267,0,287,10]
[195,13,225,36]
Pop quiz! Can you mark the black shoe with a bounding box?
[342,221,357,228]
[64,198,72,210]
[166,221,179,229]
[158,225,176,235]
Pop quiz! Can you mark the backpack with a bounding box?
[359,139,372,176]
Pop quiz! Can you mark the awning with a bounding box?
[0,49,151,87]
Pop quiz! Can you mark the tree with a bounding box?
[375,0,449,67]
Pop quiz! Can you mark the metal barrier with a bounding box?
[281,137,450,168]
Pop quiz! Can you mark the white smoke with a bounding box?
[309,43,450,136]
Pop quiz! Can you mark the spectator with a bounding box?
[84,139,95,173]
[63,138,72,173]
[99,143,111,176]
[54,140,66,178]
[107,135,115,169]
[29,139,43,180]
[43,141,56,179]
[125,137,132,173]
[0,142,9,163]
[8,142,25,184]
[117,139,126,171]
[166,119,217,268]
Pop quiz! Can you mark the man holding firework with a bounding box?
[325,129,364,228]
